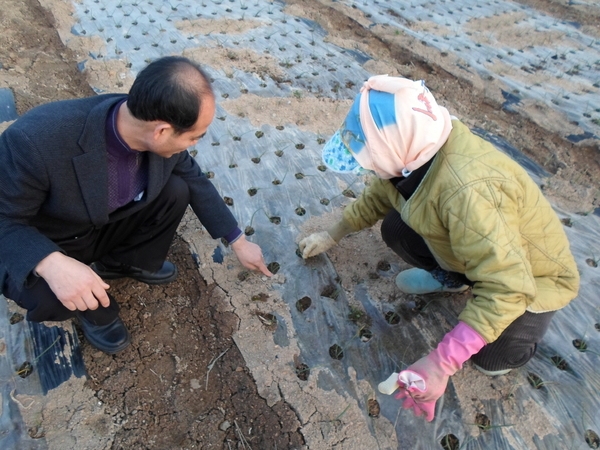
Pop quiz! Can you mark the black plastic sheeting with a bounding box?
[0,298,85,449]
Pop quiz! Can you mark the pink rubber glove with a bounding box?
[396,322,486,421]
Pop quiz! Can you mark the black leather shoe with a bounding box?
[91,260,178,285]
[77,315,131,354]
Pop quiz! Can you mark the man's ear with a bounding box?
[153,122,173,141]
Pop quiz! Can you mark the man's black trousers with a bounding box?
[4,175,189,325]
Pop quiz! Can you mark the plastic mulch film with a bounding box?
[2,0,599,449]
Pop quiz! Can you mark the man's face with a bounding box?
[151,94,216,158]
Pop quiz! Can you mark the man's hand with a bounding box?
[298,231,337,258]
[34,252,111,311]
[230,235,272,276]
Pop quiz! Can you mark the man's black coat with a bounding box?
[0,94,237,290]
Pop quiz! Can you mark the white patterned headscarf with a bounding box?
[322,75,453,179]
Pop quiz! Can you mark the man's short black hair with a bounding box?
[127,56,213,134]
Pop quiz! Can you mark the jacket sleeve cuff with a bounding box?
[223,227,243,245]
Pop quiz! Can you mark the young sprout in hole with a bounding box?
[550,355,569,371]
[267,262,280,274]
[251,149,268,164]
[348,306,365,323]
[16,361,34,378]
[384,311,401,324]
[296,296,312,312]
[256,312,277,329]
[329,344,344,360]
[321,285,341,300]
[359,328,372,342]
[586,256,598,268]
[223,196,234,206]
[440,434,459,450]
[367,398,380,417]
[251,293,269,302]
[244,208,264,236]
[272,171,288,185]
[10,312,24,324]
[295,363,310,381]
[527,372,547,389]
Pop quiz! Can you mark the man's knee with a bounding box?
[4,275,75,323]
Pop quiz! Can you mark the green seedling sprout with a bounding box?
[251,149,268,164]
[271,170,288,185]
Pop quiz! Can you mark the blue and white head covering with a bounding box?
[321,76,453,179]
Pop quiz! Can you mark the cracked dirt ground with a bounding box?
[1,0,599,449]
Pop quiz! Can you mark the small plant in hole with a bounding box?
[329,344,344,360]
[585,429,600,449]
[560,217,573,227]
[527,372,546,389]
[295,143,305,149]
[247,187,258,197]
[573,338,588,351]
[348,306,365,323]
[317,164,327,172]
[223,196,234,206]
[367,398,380,417]
[320,198,330,205]
[377,260,391,271]
[255,130,264,138]
[385,311,401,324]
[256,312,277,330]
[245,208,265,236]
[272,171,288,185]
[343,188,356,198]
[359,328,373,342]
[586,257,598,268]
[237,271,250,281]
[440,433,459,450]
[296,296,312,312]
[251,149,268,164]
[267,262,280,274]
[269,216,281,225]
[10,312,24,324]
[550,355,569,371]
[251,293,269,302]
[296,363,310,381]
[321,285,341,300]
[475,413,491,431]
[295,206,306,216]
[17,361,34,378]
